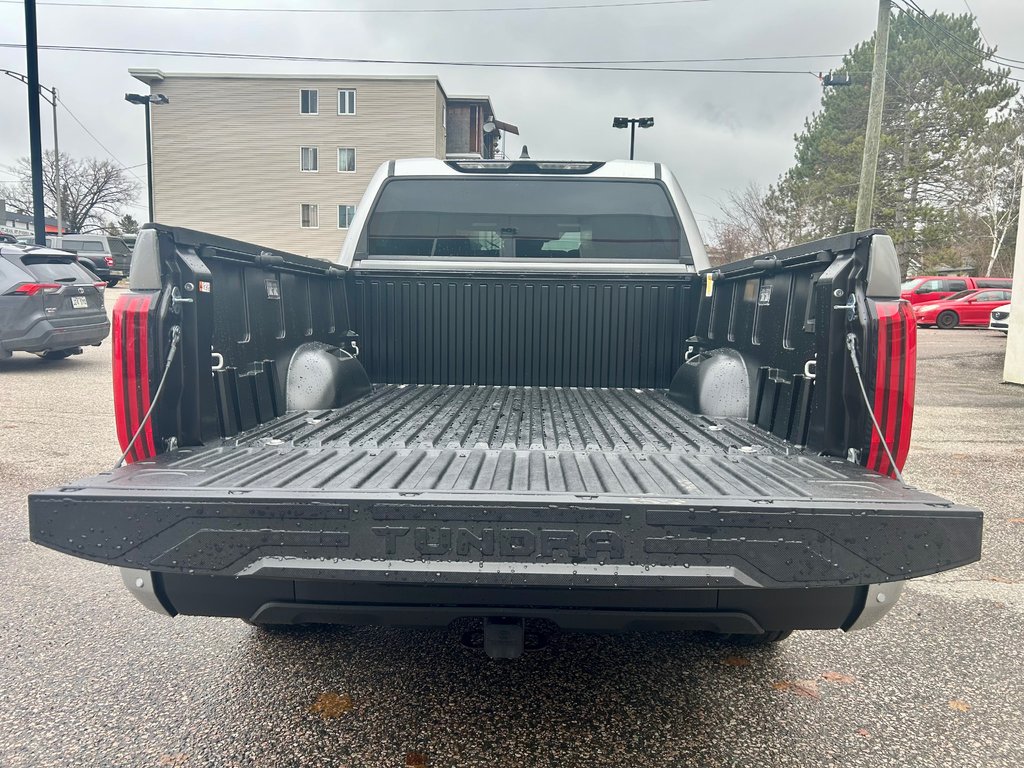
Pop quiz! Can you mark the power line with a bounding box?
[0,42,822,76]
[891,1,970,89]
[961,0,989,48]
[490,54,847,65]
[890,0,1024,85]
[897,0,1024,70]
[0,0,712,13]
[55,95,145,183]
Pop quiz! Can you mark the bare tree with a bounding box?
[708,182,791,263]
[962,111,1024,277]
[5,151,141,234]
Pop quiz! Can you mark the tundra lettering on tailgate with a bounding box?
[371,526,625,560]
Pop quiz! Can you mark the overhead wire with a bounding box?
[894,0,1024,75]
[0,42,824,76]
[889,0,1024,86]
[0,0,713,13]
[55,95,146,183]
[960,0,989,48]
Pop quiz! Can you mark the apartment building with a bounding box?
[130,70,516,260]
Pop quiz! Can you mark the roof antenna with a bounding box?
[519,145,530,159]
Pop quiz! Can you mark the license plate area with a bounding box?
[71,295,88,309]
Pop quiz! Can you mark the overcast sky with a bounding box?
[2,0,1023,231]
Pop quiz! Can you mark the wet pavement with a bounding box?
[1,301,1022,768]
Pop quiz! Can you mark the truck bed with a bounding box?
[105,383,889,500]
[29,383,982,591]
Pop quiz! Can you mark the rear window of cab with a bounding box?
[360,177,691,264]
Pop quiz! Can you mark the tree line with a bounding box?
[709,9,1024,278]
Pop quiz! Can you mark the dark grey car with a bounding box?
[0,244,110,360]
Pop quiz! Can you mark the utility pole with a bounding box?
[51,86,61,236]
[23,0,46,245]
[855,0,891,231]
[2,69,60,235]
[1003,163,1024,384]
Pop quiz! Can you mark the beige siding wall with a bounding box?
[435,87,447,158]
[149,76,444,260]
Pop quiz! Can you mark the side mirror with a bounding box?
[915,287,932,294]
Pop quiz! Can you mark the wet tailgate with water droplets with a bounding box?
[28,385,982,588]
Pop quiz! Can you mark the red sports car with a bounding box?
[912,288,1012,329]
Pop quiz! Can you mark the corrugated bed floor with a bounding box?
[141,384,865,499]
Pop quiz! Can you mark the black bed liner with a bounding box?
[29,383,982,589]
[95,384,917,501]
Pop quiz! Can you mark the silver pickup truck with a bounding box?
[29,158,981,658]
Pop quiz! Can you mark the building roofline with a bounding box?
[129,69,447,90]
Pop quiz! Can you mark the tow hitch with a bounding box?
[459,618,551,659]
[483,617,525,659]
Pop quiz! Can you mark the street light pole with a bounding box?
[125,93,169,223]
[144,100,153,221]
[612,116,655,161]
[23,0,46,245]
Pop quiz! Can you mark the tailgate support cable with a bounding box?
[112,325,182,470]
[845,333,904,484]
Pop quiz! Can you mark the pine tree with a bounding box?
[772,9,1018,273]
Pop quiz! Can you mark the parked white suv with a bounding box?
[989,304,1011,334]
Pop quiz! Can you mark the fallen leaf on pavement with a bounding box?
[157,756,188,767]
[987,576,1015,584]
[406,751,428,767]
[855,728,871,738]
[948,699,971,712]
[310,692,353,719]
[772,679,820,699]
[722,656,751,667]
[1008,518,1024,524]
[821,671,856,684]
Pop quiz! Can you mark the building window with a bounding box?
[338,89,356,115]
[299,89,318,115]
[338,205,356,229]
[300,146,318,172]
[337,147,356,173]
[300,204,319,229]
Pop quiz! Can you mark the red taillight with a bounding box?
[7,282,61,296]
[866,300,917,478]
[104,256,115,267]
[94,281,107,292]
[113,293,156,463]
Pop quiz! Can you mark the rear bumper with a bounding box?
[29,488,983,590]
[3,316,110,353]
[122,568,905,634]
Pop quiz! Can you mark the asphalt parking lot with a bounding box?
[1,293,1022,768]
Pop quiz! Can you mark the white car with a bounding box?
[989,304,1011,334]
